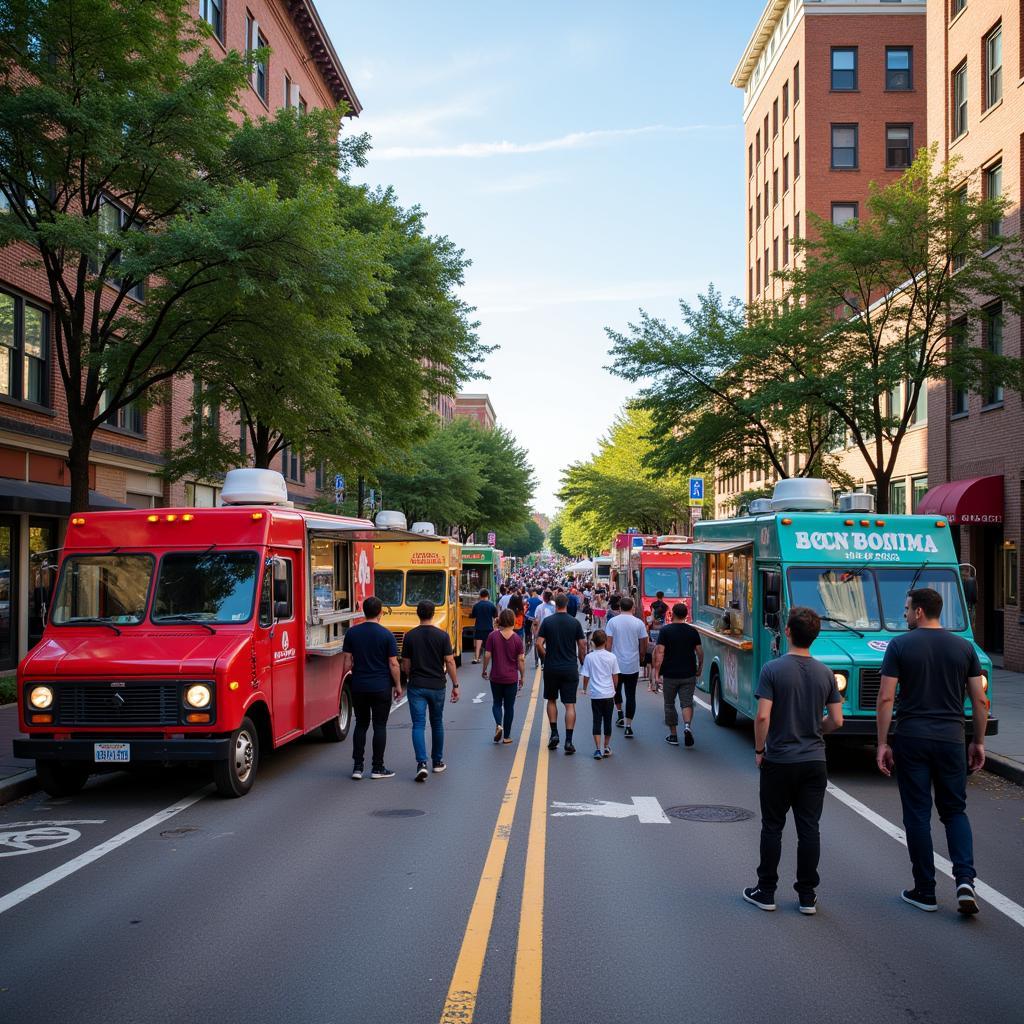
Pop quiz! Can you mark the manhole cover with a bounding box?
[664,805,755,823]
[371,808,426,818]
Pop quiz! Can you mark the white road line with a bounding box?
[472,692,486,704]
[694,694,712,712]
[0,786,211,917]
[690,696,1024,928]
[631,796,670,824]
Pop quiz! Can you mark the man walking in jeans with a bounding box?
[744,607,843,914]
[876,588,988,914]
[401,600,460,782]
[341,596,401,780]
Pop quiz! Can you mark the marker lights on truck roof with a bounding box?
[860,520,871,527]
[875,520,885,527]
[844,519,855,527]
[71,516,86,526]
[781,518,792,526]
[936,521,947,528]
[251,512,264,521]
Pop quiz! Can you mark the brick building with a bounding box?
[454,393,497,430]
[0,1,359,668]
[917,0,1022,667]
[717,0,928,519]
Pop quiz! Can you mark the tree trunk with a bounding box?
[873,471,891,514]
[67,433,93,514]
[357,476,365,520]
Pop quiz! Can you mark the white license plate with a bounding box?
[94,742,131,763]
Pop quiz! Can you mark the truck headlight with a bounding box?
[834,672,848,693]
[185,684,212,709]
[29,685,54,709]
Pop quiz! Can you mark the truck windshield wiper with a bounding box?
[63,616,122,635]
[907,561,930,593]
[820,616,865,638]
[155,614,217,635]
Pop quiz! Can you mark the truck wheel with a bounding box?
[321,684,352,742]
[213,716,259,797]
[711,673,737,728]
[36,760,90,797]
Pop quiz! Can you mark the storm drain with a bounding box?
[664,805,755,823]
[372,808,426,818]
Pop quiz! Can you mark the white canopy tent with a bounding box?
[565,559,594,573]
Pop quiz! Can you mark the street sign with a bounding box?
[689,476,704,507]
[487,531,496,546]
[627,527,639,534]
[333,474,345,505]
[690,507,703,523]
[631,535,644,549]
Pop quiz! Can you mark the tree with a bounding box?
[0,0,354,509]
[556,406,693,552]
[547,514,571,557]
[495,518,545,558]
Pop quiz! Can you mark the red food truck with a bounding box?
[14,469,411,798]
[630,536,693,623]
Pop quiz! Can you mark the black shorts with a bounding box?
[543,669,579,704]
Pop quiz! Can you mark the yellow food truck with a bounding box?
[372,515,463,664]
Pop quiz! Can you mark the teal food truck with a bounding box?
[671,480,996,737]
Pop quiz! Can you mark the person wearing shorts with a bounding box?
[654,602,703,748]
[537,593,587,755]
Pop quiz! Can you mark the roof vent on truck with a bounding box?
[375,510,408,530]
[770,478,834,512]
[838,491,876,513]
[220,469,291,506]
[410,521,436,535]
[747,498,774,515]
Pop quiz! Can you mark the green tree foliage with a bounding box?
[0,0,360,509]
[547,514,571,557]
[557,407,693,553]
[494,518,545,558]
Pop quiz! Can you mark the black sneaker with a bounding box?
[351,765,364,780]
[564,742,576,755]
[371,766,396,779]
[798,893,817,915]
[742,886,776,911]
[684,729,695,747]
[415,762,428,782]
[624,726,634,738]
[956,882,979,915]
[901,888,938,912]
[616,715,625,728]
[666,734,679,746]
[432,761,447,774]
[548,735,560,750]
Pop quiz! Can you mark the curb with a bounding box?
[984,752,1024,788]
[0,769,38,806]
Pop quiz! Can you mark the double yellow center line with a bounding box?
[439,665,550,1024]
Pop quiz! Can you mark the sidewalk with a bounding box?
[986,668,1024,785]
[0,701,37,804]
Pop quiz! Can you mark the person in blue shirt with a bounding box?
[341,596,401,780]
[471,589,498,664]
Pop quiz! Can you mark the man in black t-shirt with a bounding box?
[654,603,703,747]
[877,587,988,915]
[401,600,460,782]
[471,590,498,664]
[537,593,586,755]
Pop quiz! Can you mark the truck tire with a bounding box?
[36,760,90,797]
[213,716,259,797]
[321,683,353,742]
[711,673,737,728]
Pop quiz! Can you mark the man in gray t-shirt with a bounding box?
[743,607,843,915]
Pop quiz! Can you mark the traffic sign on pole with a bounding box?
[334,474,345,505]
[689,477,704,507]
[487,531,496,546]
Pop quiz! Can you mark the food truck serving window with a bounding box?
[705,551,751,612]
[375,570,404,606]
[153,551,260,624]
[52,554,153,625]
[406,571,445,605]
[310,538,352,616]
[461,567,489,595]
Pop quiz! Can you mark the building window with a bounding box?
[782,81,789,121]
[281,444,303,483]
[192,379,219,438]
[755,259,761,295]
[831,48,857,91]
[756,193,761,224]
[985,161,1002,241]
[907,379,927,425]
[794,212,800,239]
[831,202,858,226]
[886,125,913,169]
[773,237,779,272]
[886,47,912,90]
[755,129,760,164]
[285,73,292,107]
[763,114,769,149]
[100,390,143,434]
[783,227,790,265]
[950,318,969,414]
[793,61,800,103]
[763,179,768,219]
[1003,542,1018,607]
[764,248,769,288]
[951,0,966,15]
[782,154,789,192]
[983,303,1004,405]
[911,475,929,512]
[748,205,753,239]
[748,144,753,177]
[772,169,778,205]
[889,479,907,514]
[985,24,1002,108]
[831,124,858,169]
[794,137,800,179]
[185,482,221,508]
[0,290,48,406]
[748,267,753,302]
[95,198,146,300]
[200,0,224,41]
[772,98,779,137]
[952,61,968,138]
[246,13,268,103]
[952,187,968,271]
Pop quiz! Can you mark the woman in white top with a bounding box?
[581,629,620,760]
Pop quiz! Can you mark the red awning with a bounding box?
[916,475,1003,525]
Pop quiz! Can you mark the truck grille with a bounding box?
[858,670,881,711]
[391,632,405,654]
[55,682,182,727]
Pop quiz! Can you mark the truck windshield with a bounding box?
[644,567,687,598]
[52,554,153,625]
[152,551,259,623]
[375,570,404,606]
[875,568,966,631]
[788,568,881,631]
[406,571,445,605]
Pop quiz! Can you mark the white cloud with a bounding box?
[372,123,736,160]
[363,98,485,145]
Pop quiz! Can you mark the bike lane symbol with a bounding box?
[0,820,106,858]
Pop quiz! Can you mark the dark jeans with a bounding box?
[894,734,975,892]
[591,697,615,738]
[408,687,446,765]
[491,682,517,737]
[614,671,639,719]
[352,690,392,769]
[757,760,828,896]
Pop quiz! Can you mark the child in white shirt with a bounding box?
[581,629,620,759]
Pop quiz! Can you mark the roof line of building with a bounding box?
[731,0,789,90]
[287,0,362,115]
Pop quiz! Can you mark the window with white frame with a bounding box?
[0,290,48,406]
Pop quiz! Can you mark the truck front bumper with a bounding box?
[834,718,998,737]
[13,737,231,762]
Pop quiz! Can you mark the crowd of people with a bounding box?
[338,561,989,919]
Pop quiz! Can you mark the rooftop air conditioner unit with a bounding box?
[410,521,436,535]
[748,498,774,515]
[838,492,876,513]
[375,510,408,531]
[770,478,834,512]
[221,468,290,506]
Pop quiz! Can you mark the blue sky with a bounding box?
[324,0,766,514]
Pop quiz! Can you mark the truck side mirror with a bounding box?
[765,612,779,631]
[765,571,781,598]
[765,594,779,615]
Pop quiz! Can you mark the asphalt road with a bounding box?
[2,652,1023,1024]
